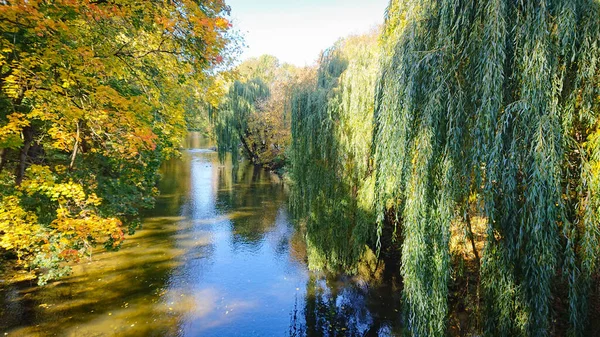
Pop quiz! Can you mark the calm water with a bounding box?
[0,134,402,336]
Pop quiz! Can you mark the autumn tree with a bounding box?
[0,0,233,283]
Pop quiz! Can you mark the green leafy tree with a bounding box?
[289,31,380,272]
[212,55,306,169]
[374,0,600,336]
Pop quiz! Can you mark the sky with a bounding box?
[225,0,389,66]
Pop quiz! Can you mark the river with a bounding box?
[0,134,402,336]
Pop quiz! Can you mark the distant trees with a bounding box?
[212,55,310,170]
[0,0,233,283]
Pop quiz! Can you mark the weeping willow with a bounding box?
[374,0,600,336]
[290,32,380,272]
[211,78,270,162]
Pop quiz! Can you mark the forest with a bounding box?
[1,0,600,336]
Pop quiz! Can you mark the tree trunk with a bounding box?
[238,129,258,163]
[69,120,81,170]
[15,126,33,185]
[0,148,7,173]
[464,203,480,266]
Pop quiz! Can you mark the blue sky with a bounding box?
[226,0,389,66]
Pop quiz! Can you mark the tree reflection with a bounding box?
[290,272,402,337]
[215,161,287,248]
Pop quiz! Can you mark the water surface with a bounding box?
[0,134,401,336]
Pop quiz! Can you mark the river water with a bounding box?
[0,134,402,336]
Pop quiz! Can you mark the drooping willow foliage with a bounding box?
[211,57,304,169]
[290,32,380,272]
[374,1,600,337]
[211,78,270,163]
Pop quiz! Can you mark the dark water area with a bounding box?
[0,133,402,336]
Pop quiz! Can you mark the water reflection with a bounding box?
[0,134,402,336]
[216,164,286,249]
[291,273,402,337]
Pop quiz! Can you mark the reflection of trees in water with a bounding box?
[206,147,405,336]
[143,154,192,218]
[290,273,402,337]
[184,133,214,149]
[215,162,287,248]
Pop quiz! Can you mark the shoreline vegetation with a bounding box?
[1,1,600,336]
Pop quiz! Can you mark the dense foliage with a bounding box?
[212,55,306,169]
[0,0,232,283]
[289,31,380,272]
[373,0,600,336]
[284,1,600,336]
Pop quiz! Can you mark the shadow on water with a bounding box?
[289,272,403,337]
[0,215,210,337]
[0,133,403,336]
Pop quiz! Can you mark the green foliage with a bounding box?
[290,31,380,272]
[212,56,306,169]
[212,78,270,163]
[374,0,600,336]
[236,54,281,83]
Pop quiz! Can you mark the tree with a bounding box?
[289,31,380,272]
[212,55,305,169]
[0,0,233,283]
[374,0,600,336]
[212,77,270,163]
[236,54,281,83]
